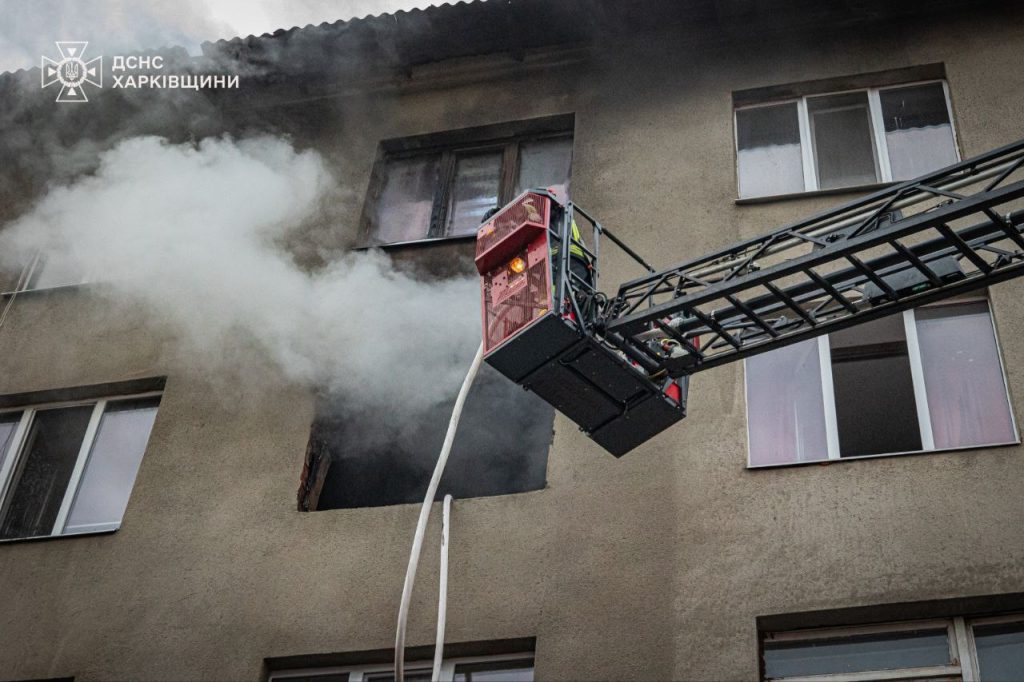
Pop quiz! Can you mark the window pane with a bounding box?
[746,338,829,465]
[0,405,94,539]
[880,83,957,181]
[808,92,879,189]
[830,314,922,457]
[363,670,431,682]
[736,103,804,199]
[974,621,1024,681]
[371,156,440,244]
[0,412,22,475]
[516,136,573,197]
[915,302,1015,449]
[764,629,951,677]
[63,398,160,535]
[453,663,534,682]
[30,256,87,290]
[447,151,503,237]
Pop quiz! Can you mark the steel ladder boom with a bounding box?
[600,137,1024,378]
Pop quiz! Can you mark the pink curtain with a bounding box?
[747,338,829,465]
[916,301,1016,449]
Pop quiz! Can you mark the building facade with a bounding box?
[1,1,1023,679]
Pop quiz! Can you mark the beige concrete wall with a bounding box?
[2,6,1024,680]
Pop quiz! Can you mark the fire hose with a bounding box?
[395,341,484,682]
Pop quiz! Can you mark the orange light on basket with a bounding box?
[508,256,527,274]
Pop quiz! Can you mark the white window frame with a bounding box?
[763,613,1024,682]
[963,613,1024,682]
[268,652,535,682]
[745,296,1019,467]
[735,79,960,197]
[0,390,161,540]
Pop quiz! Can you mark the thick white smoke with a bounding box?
[0,135,480,418]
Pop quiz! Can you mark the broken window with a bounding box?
[299,363,552,511]
[363,119,573,245]
[745,295,1017,466]
[0,391,161,540]
[735,79,958,199]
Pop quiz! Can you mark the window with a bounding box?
[268,654,535,682]
[0,393,161,539]
[735,80,959,199]
[746,297,1017,466]
[363,122,573,245]
[762,614,1024,681]
[0,253,89,294]
[28,256,89,290]
[300,364,551,510]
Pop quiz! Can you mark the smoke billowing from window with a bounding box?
[0,135,484,427]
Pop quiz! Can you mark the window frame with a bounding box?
[267,652,535,682]
[762,614,1024,682]
[0,390,162,541]
[360,127,574,248]
[744,295,1019,468]
[734,79,961,199]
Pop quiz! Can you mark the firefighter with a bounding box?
[542,186,592,290]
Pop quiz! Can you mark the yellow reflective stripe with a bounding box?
[569,220,587,259]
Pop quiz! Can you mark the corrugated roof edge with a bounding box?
[199,0,488,51]
[0,1,488,78]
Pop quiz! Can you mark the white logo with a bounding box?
[41,42,102,103]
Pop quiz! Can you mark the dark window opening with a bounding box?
[301,364,552,510]
[829,315,922,457]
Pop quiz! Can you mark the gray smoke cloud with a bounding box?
[0,0,232,73]
[0,1,441,74]
[0,135,481,424]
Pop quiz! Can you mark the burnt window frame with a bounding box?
[359,115,575,247]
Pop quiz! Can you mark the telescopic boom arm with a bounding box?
[475,138,1024,456]
[600,137,1024,378]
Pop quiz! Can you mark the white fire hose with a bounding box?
[395,342,484,682]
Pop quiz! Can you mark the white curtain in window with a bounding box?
[64,399,159,535]
[516,137,574,196]
[746,338,829,465]
[915,302,1016,449]
[880,83,958,181]
[447,151,503,236]
[372,156,439,244]
[736,103,804,199]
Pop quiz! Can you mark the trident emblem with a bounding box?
[41,42,102,103]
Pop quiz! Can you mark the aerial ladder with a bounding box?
[474,138,1024,456]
